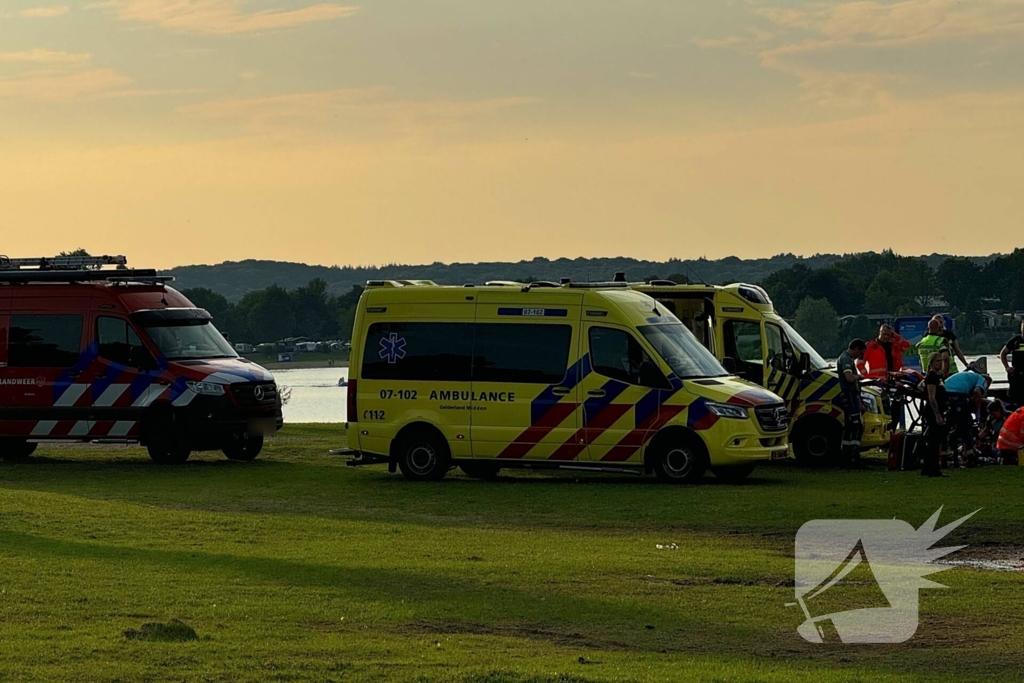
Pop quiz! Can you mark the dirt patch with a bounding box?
[124,619,199,643]
[641,574,794,588]
[938,545,1024,572]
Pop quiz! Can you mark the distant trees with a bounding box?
[794,297,840,356]
[181,280,364,344]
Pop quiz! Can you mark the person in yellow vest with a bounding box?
[918,318,952,378]
[931,315,968,374]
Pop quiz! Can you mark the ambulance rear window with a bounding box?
[8,314,83,368]
[363,323,474,381]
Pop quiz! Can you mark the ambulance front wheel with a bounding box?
[0,439,37,462]
[792,418,840,467]
[223,433,264,461]
[143,414,192,465]
[395,428,451,482]
[650,433,708,484]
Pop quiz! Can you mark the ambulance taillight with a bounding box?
[347,379,358,423]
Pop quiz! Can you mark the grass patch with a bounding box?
[1,425,1022,681]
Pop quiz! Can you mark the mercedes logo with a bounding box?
[254,385,266,401]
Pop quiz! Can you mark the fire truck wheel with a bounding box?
[144,418,191,465]
[711,463,757,482]
[395,428,451,482]
[651,433,707,484]
[459,462,502,480]
[223,433,264,461]
[0,439,37,462]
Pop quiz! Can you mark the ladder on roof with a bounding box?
[0,254,128,271]
[0,254,171,284]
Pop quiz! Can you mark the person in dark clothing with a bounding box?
[837,339,867,468]
[921,353,948,478]
[999,319,1024,406]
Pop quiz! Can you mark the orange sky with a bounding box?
[2,1,1024,268]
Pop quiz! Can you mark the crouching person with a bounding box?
[996,406,1024,466]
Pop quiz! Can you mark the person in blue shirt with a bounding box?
[944,370,991,466]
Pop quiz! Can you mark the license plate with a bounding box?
[771,449,789,461]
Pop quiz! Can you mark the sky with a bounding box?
[1,0,1023,269]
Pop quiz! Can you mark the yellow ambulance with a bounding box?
[630,280,890,465]
[338,280,790,483]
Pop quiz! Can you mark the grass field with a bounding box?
[2,426,1023,682]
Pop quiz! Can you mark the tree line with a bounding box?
[181,280,364,345]
[768,250,1024,357]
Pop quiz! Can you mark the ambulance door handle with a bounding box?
[587,390,606,398]
[551,386,571,396]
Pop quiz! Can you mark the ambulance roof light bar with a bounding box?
[0,254,129,271]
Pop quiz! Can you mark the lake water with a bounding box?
[274,355,1011,424]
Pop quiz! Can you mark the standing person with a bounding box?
[862,324,912,429]
[921,353,949,478]
[837,339,867,468]
[918,318,952,378]
[944,370,990,466]
[999,319,1024,406]
[996,406,1024,465]
[932,315,968,374]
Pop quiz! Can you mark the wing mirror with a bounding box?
[722,357,737,374]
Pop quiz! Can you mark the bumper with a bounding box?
[175,396,282,450]
[861,412,889,450]
[709,431,789,466]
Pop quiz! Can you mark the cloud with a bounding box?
[695,0,1024,107]
[89,0,358,34]
[0,69,132,102]
[0,49,91,65]
[18,5,70,17]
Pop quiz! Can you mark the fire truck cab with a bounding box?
[0,255,282,464]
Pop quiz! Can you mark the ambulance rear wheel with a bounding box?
[0,439,36,462]
[459,462,502,480]
[651,434,707,484]
[396,429,451,482]
[223,433,264,461]
[711,463,756,482]
[792,419,840,467]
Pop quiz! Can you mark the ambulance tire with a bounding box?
[792,417,840,467]
[223,433,264,461]
[711,463,756,482]
[395,428,451,481]
[650,432,707,484]
[143,413,192,465]
[459,462,502,480]
[0,439,37,462]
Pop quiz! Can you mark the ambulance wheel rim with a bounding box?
[664,447,694,478]
[806,434,829,458]
[408,444,437,474]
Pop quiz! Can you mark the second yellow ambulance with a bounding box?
[340,280,789,483]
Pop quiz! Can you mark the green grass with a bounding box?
[2,427,1023,682]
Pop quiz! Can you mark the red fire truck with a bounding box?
[0,255,281,464]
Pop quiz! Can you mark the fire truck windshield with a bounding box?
[142,320,238,361]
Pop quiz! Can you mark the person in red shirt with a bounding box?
[996,406,1024,465]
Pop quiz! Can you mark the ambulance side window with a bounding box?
[8,314,83,368]
[589,327,657,386]
[472,324,571,384]
[362,322,473,381]
[97,317,152,368]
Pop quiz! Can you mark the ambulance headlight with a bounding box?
[187,381,226,396]
[706,402,749,420]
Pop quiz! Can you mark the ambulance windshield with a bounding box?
[142,320,238,360]
[639,323,729,379]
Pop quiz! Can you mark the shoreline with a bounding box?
[263,360,351,370]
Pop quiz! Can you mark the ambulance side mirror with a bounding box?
[722,357,737,374]
[639,361,670,389]
[797,353,811,376]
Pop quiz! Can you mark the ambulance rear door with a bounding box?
[470,292,585,461]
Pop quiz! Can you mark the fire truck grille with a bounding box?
[754,404,789,432]
[231,382,278,406]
